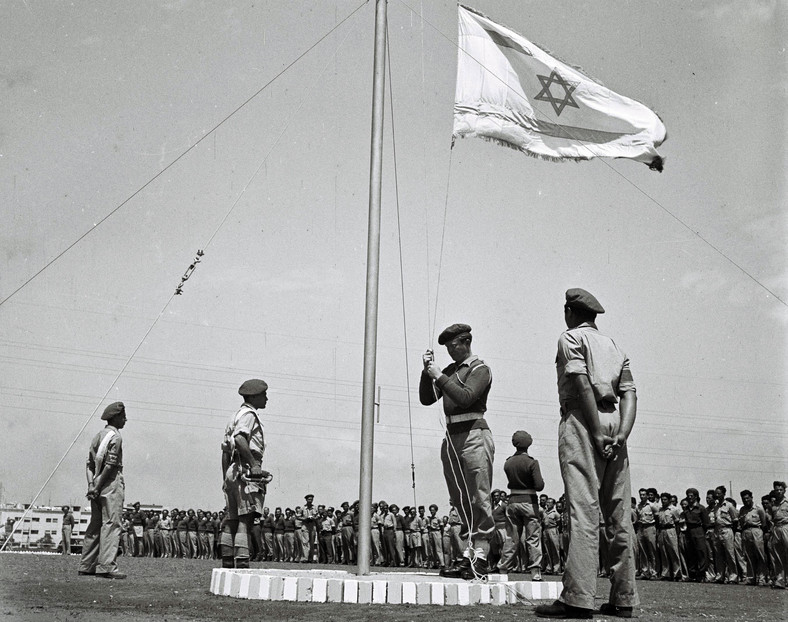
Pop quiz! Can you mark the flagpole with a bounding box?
[357,0,387,577]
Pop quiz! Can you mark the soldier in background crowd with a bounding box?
[61,506,74,555]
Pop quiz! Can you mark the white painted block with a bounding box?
[490,584,506,605]
[357,581,373,604]
[239,574,251,598]
[247,575,261,600]
[416,581,431,604]
[548,581,560,599]
[457,582,471,606]
[531,581,541,599]
[430,582,445,606]
[344,579,359,604]
[402,582,417,604]
[269,576,285,601]
[479,583,490,604]
[312,578,327,603]
[445,582,459,605]
[327,578,344,603]
[296,577,312,602]
[230,574,243,598]
[387,581,402,604]
[469,584,482,605]
[372,580,387,604]
[257,575,271,600]
[283,576,298,601]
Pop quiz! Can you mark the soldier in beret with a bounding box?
[536,289,638,619]
[219,379,273,569]
[419,323,495,579]
[78,402,128,579]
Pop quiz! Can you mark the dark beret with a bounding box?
[512,430,533,450]
[565,288,605,314]
[101,401,125,420]
[438,323,472,345]
[305,494,314,500]
[238,378,268,396]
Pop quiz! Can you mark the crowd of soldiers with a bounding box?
[114,480,788,590]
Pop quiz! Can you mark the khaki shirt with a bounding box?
[556,322,635,410]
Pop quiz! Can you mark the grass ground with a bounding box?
[0,553,785,621]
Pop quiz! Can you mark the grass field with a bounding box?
[0,553,785,621]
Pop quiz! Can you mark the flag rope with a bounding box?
[386,25,419,511]
[394,0,785,308]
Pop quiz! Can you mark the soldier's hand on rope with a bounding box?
[425,361,442,380]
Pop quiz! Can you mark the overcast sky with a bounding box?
[1,0,785,514]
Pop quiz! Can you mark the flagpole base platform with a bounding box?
[210,567,561,606]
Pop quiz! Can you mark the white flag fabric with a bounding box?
[453,5,667,170]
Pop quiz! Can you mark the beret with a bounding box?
[512,430,533,450]
[238,378,268,396]
[565,288,605,314]
[101,401,125,420]
[438,323,472,345]
[305,493,314,499]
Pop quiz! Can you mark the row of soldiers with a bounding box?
[108,480,788,590]
[630,483,788,588]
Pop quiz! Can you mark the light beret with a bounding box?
[238,378,268,396]
[101,401,125,420]
[565,288,605,314]
[512,430,533,450]
[438,323,472,345]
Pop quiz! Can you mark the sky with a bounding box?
[1,0,785,515]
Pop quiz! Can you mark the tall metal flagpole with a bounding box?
[357,0,387,577]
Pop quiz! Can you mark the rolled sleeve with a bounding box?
[618,357,636,393]
[557,331,587,376]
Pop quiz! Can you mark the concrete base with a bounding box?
[210,567,562,606]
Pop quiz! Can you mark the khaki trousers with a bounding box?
[78,473,124,574]
[441,427,495,556]
[558,409,638,610]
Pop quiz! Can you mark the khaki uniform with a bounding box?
[78,425,125,574]
[556,321,638,610]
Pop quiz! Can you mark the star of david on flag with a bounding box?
[453,5,667,170]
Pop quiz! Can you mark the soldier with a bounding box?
[317,505,336,564]
[130,501,145,557]
[542,499,562,575]
[770,481,788,589]
[61,506,74,555]
[420,323,495,579]
[636,488,659,579]
[712,485,739,583]
[219,379,273,569]
[503,431,545,580]
[682,488,710,582]
[656,492,682,580]
[302,494,318,563]
[339,501,356,565]
[78,402,128,579]
[427,504,445,569]
[283,508,297,562]
[738,489,767,585]
[261,507,275,560]
[536,289,638,619]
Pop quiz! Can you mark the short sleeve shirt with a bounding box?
[87,426,123,474]
[226,404,265,461]
[556,322,635,407]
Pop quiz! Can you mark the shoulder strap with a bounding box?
[95,429,118,475]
